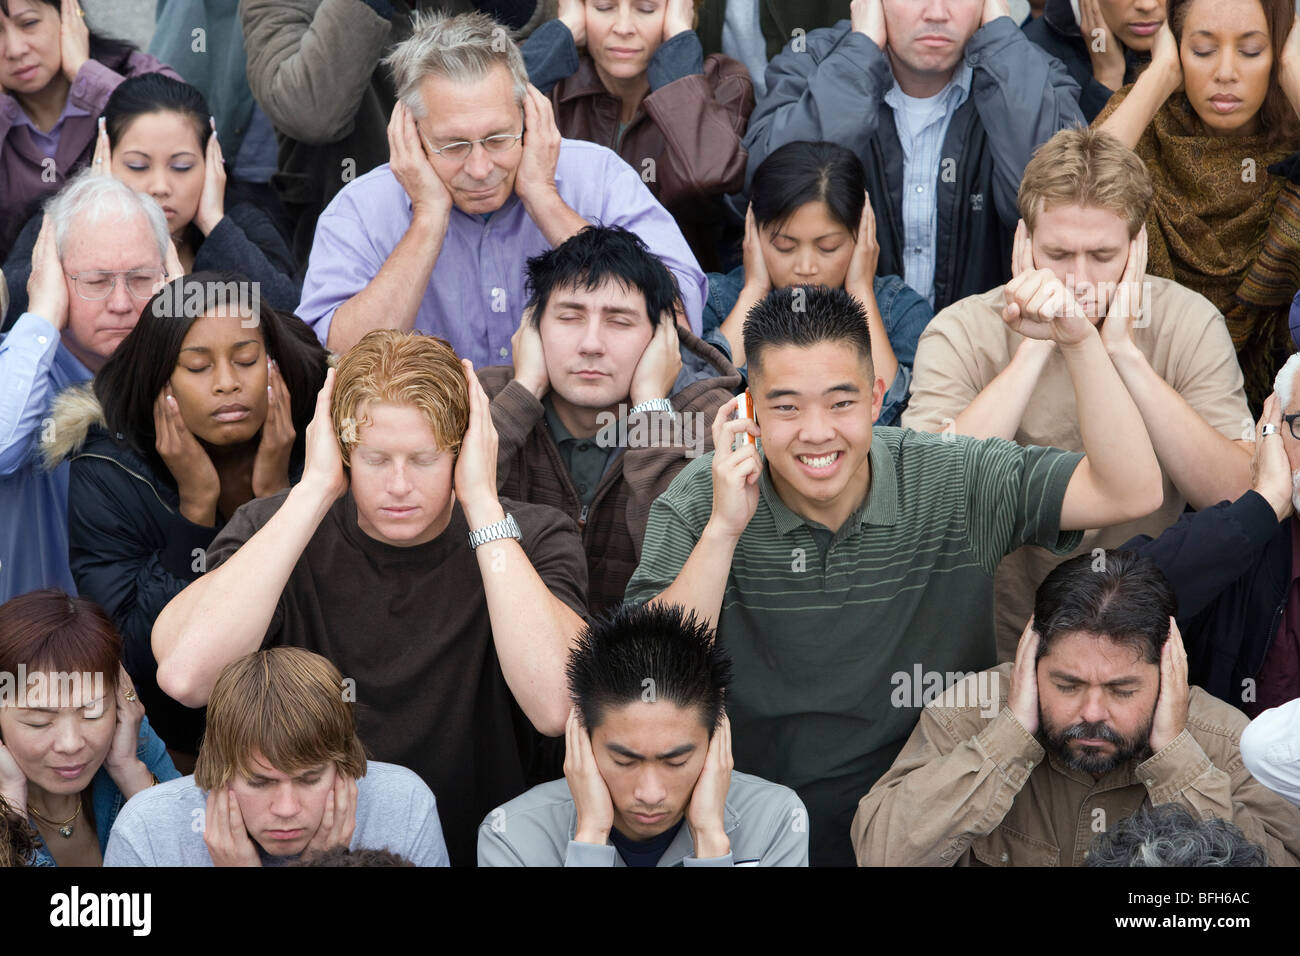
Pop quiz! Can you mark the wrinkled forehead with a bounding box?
[60,208,163,272]
[1040,630,1157,679]
[416,66,523,139]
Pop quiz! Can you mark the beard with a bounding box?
[1291,468,1300,516]
[1041,713,1152,776]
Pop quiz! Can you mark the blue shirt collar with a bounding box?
[883,61,973,111]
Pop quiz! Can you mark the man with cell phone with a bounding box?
[625,282,1164,865]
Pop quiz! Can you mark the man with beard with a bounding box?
[850,550,1300,866]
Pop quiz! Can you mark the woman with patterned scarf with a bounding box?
[1097,0,1300,411]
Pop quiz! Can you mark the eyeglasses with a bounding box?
[65,269,164,301]
[1284,413,1300,440]
[420,129,524,161]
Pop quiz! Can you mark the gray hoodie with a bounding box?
[477,770,808,867]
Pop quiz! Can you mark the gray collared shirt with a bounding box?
[543,396,615,508]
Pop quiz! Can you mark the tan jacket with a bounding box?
[851,662,1300,866]
[902,278,1251,662]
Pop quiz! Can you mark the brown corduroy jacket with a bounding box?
[479,326,741,615]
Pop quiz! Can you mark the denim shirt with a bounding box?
[702,268,934,425]
[27,715,180,866]
[0,313,93,604]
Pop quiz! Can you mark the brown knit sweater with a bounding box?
[479,327,742,614]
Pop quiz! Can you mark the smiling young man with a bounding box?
[480,225,739,612]
[477,601,807,866]
[104,647,450,866]
[150,330,589,865]
[852,551,1300,866]
[296,9,707,364]
[904,126,1252,661]
[624,283,1164,865]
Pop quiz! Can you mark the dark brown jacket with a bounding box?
[479,326,741,614]
[522,22,753,264]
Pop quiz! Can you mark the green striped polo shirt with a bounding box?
[625,425,1084,865]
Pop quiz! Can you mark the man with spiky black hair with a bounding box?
[479,225,740,614]
[476,601,808,866]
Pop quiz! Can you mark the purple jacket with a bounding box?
[0,50,179,260]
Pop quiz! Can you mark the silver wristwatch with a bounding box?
[629,397,674,416]
[468,513,522,550]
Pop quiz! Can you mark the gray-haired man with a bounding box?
[0,171,170,603]
[296,9,707,364]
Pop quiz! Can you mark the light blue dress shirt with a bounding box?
[883,64,973,307]
[0,311,92,604]
[296,138,707,368]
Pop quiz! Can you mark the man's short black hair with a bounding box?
[741,286,873,379]
[524,225,682,329]
[1033,551,1177,665]
[567,602,732,735]
[1086,803,1266,867]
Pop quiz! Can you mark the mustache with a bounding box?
[1058,720,1123,744]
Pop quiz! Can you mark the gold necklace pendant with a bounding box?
[29,799,81,839]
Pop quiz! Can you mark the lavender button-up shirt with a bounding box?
[296,138,707,367]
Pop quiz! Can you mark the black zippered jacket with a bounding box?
[1123,491,1292,709]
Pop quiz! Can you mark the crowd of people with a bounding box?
[3,0,1300,868]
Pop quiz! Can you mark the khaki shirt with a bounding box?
[903,278,1252,661]
[851,662,1300,866]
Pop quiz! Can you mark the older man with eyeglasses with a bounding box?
[295,9,707,365]
[1124,356,1300,721]
[0,169,169,604]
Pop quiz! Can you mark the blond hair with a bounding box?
[1017,127,1152,238]
[330,330,469,466]
[194,648,368,791]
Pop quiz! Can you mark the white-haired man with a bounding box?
[1124,357,1300,718]
[0,171,171,603]
[296,9,707,364]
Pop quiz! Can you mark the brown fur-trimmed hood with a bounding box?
[41,383,106,471]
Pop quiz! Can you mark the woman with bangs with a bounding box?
[43,272,328,764]
[0,589,178,866]
[1097,0,1300,410]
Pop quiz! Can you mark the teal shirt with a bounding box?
[625,426,1084,865]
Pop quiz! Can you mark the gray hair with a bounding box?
[384,10,529,120]
[1275,353,1300,412]
[1086,803,1267,867]
[45,170,169,266]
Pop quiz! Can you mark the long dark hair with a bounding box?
[749,141,868,235]
[0,0,138,67]
[94,271,328,482]
[1168,0,1300,148]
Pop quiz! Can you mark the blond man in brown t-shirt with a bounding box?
[904,127,1253,662]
